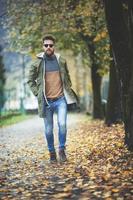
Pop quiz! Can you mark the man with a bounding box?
[27,35,78,163]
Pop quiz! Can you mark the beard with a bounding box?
[45,49,54,56]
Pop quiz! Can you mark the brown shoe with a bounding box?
[49,151,57,163]
[59,149,67,162]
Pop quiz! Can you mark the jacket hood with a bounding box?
[36,52,60,61]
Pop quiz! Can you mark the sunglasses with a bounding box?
[44,44,54,48]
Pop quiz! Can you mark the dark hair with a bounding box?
[42,35,55,43]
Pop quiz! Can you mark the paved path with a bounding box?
[0,113,132,200]
[0,112,89,199]
[0,113,87,158]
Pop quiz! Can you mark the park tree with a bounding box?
[104,0,133,150]
[68,0,113,119]
[70,0,123,121]
[105,47,122,126]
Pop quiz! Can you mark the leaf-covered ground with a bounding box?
[0,119,133,200]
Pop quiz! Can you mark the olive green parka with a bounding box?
[27,52,78,118]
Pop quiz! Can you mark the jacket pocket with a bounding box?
[37,92,43,113]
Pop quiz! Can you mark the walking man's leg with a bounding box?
[44,106,57,163]
[56,97,67,162]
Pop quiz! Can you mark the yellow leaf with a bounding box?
[112,188,119,193]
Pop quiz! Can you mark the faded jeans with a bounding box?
[43,96,67,152]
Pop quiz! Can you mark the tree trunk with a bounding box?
[105,56,122,125]
[88,41,103,119]
[128,0,133,50]
[91,64,103,119]
[104,0,133,150]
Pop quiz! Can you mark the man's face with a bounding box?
[43,39,54,56]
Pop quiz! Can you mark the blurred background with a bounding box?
[0,0,110,120]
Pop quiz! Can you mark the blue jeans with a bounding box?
[43,96,67,152]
